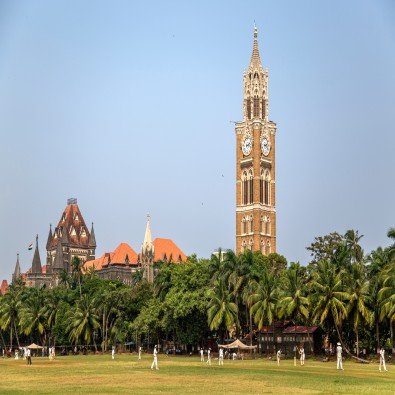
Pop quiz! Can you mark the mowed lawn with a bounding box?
[0,354,393,394]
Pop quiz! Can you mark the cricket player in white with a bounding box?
[206,348,211,366]
[276,349,281,366]
[299,346,305,366]
[379,348,388,372]
[218,347,224,366]
[151,345,159,370]
[336,342,344,370]
[138,346,142,360]
[200,348,204,362]
[111,346,115,360]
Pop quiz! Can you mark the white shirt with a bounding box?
[26,349,31,357]
[207,350,211,358]
[277,350,281,356]
[380,349,385,359]
[336,346,342,358]
[219,349,223,358]
[200,349,203,355]
[153,348,158,357]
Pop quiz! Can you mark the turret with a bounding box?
[12,253,21,283]
[31,234,42,274]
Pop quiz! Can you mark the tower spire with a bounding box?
[142,214,152,250]
[46,224,52,250]
[31,234,42,274]
[249,24,262,69]
[13,253,21,282]
[89,222,96,248]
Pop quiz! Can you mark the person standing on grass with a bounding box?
[138,346,142,360]
[218,347,224,366]
[276,349,281,366]
[14,349,19,360]
[379,347,388,372]
[112,346,115,360]
[336,342,344,370]
[200,348,204,362]
[151,345,159,370]
[26,348,32,365]
[206,348,212,366]
[299,346,305,366]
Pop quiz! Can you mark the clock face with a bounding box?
[242,137,252,156]
[261,137,270,156]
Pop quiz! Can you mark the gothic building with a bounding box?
[84,216,187,285]
[235,26,277,255]
[14,198,96,288]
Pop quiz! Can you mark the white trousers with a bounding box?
[337,356,343,370]
[206,357,211,366]
[200,355,204,362]
[379,357,387,371]
[218,356,223,365]
[277,356,280,366]
[300,355,305,365]
[151,356,158,370]
[138,352,141,360]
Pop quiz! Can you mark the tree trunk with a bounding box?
[10,324,13,350]
[14,321,20,348]
[390,320,394,356]
[376,321,380,355]
[356,329,359,357]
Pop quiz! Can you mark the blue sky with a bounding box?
[0,0,394,280]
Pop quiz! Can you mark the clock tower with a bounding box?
[235,26,277,255]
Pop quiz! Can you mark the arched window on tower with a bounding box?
[253,96,259,118]
[242,240,247,252]
[242,171,248,205]
[265,216,270,236]
[262,98,266,119]
[259,169,264,203]
[264,170,271,205]
[248,169,254,204]
[247,98,251,120]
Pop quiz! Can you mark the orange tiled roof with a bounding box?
[153,238,187,262]
[0,280,8,295]
[85,243,138,271]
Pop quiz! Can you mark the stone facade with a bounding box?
[235,27,277,255]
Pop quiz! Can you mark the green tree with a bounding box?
[0,285,22,349]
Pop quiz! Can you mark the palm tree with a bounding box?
[310,260,350,350]
[42,288,64,347]
[66,294,100,351]
[249,269,279,353]
[346,262,373,357]
[0,286,22,349]
[344,230,364,263]
[207,279,238,339]
[19,288,47,345]
[71,257,84,296]
[278,263,310,361]
[378,262,395,354]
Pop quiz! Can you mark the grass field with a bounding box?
[0,354,393,394]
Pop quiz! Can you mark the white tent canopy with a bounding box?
[27,343,43,349]
[218,339,257,350]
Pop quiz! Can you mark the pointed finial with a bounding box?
[36,234,38,245]
[249,23,262,68]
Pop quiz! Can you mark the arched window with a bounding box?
[242,217,246,235]
[242,240,247,252]
[259,169,264,203]
[250,216,253,234]
[247,98,251,120]
[261,239,265,254]
[242,171,248,205]
[249,238,253,251]
[253,96,259,118]
[265,216,270,235]
[248,169,254,204]
[262,98,266,118]
[264,170,271,205]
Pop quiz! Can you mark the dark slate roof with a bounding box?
[46,224,52,250]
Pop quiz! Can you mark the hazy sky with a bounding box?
[1,0,394,281]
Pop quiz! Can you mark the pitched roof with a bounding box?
[85,243,138,271]
[49,201,91,249]
[13,254,21,279]
[153,238,187,262]
[283,326,318,334]
[0,280,8,295]
[46,224,53,249]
